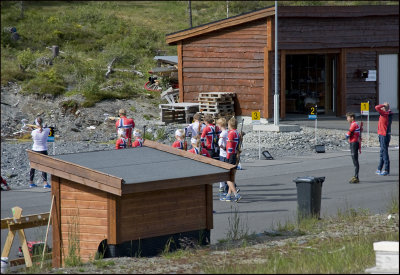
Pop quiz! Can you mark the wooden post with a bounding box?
[41,195,54,268]
[52,46,59,59]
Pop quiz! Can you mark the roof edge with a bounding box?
[166,6,275,45]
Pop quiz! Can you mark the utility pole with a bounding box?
[188,0,192,28]
[274,1,279,126]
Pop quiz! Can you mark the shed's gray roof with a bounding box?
[153,56,178,65]
[53,147,227,185]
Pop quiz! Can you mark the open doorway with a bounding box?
[285,54,338,115]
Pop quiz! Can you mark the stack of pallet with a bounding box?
[198,92,235,118]
[159,103,199,124]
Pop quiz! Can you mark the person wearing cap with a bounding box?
[115,109,135,146]
[188,137,210,157]
[131,129,144,148]
[115,128,129,149]
[172,129,186,150]
[29,117,51,189]
[375,102,393,176]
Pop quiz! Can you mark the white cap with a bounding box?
[191,137,198,144]
[133,129,141,137]
[175,129,183,137]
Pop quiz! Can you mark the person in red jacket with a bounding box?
[346,112,361,183]
[172,129,186,150]
[131,129,143,148]
[115,109,135,145]
[115,128,129,150]
[188,137,210,157]
[375,102,393,176]
[200,114,220,159]
[221,117,242,202]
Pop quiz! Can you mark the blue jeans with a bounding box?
[378,134,391,173]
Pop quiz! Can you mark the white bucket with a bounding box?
[1,257,9,273]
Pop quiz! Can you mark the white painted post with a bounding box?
[259,130,261,160]
[274,1,279,126]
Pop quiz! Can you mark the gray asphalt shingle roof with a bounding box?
[53,147,227,185]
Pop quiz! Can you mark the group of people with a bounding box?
[114,110,243,202]
[346,102,393,184]
[4,102,392,192]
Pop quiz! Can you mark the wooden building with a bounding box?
[27,140,235,267]
[166,5,399,118]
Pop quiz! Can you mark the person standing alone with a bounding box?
[29,117,51,188]
[375,102,393,176]
[345,113,361,184]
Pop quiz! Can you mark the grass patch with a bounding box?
[205,231,398,274]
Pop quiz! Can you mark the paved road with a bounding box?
[2,146,398,259]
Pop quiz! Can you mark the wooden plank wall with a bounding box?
[345,50,377,112]
[279,16,399,50]
[182,19,268,116]
[60,179,108,263]
[119,185,209,243]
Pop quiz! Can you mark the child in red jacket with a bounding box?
[172,129,186,150]
[115,128,129,149]
[346,112,361,183]
[132,129,144,148]
[188,137,210,157]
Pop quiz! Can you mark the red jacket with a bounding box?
[172,140,185,150]
[132,138,143,148]
[346,121,361,143]
[375,104,393,136]
[115,116,135,141]
[188,147,210,157]
[115,137,129,149]
[200,124,220,150]
[227,129,240,159]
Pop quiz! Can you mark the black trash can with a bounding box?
[293,176,325,219]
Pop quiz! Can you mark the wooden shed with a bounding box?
[27,140,235,267]
[166,5,399,118]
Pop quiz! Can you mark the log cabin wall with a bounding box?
[60,179,108,263]
[278,8,399,50]
[345,51,377,113]
[118,185,210,243]
[182,19,268,116]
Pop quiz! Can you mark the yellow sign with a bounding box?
[252,111,261,125]
[361,102,369,112]
[252,111,260,120]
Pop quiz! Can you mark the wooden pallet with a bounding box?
[159,103,199,124]
[199,106,234,113]
[198,92,235,99]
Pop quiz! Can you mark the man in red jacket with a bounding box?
[346,112,361,183]
[375,102,393,176]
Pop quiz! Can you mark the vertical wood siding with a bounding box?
[279,16,399,50]
[182,19,267,116]
[119,185,208,243]
[60,179,108,263]
[345,51,377,112]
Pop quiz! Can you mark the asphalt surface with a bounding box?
[1,115,399,263]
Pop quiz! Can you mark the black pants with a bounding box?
[350,142,359,178]
[30,150,48,182]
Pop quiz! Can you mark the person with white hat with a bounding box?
[188,137,210,157]
[115,128,129,149]
[172,129,186,150]
[131,129,143,148]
